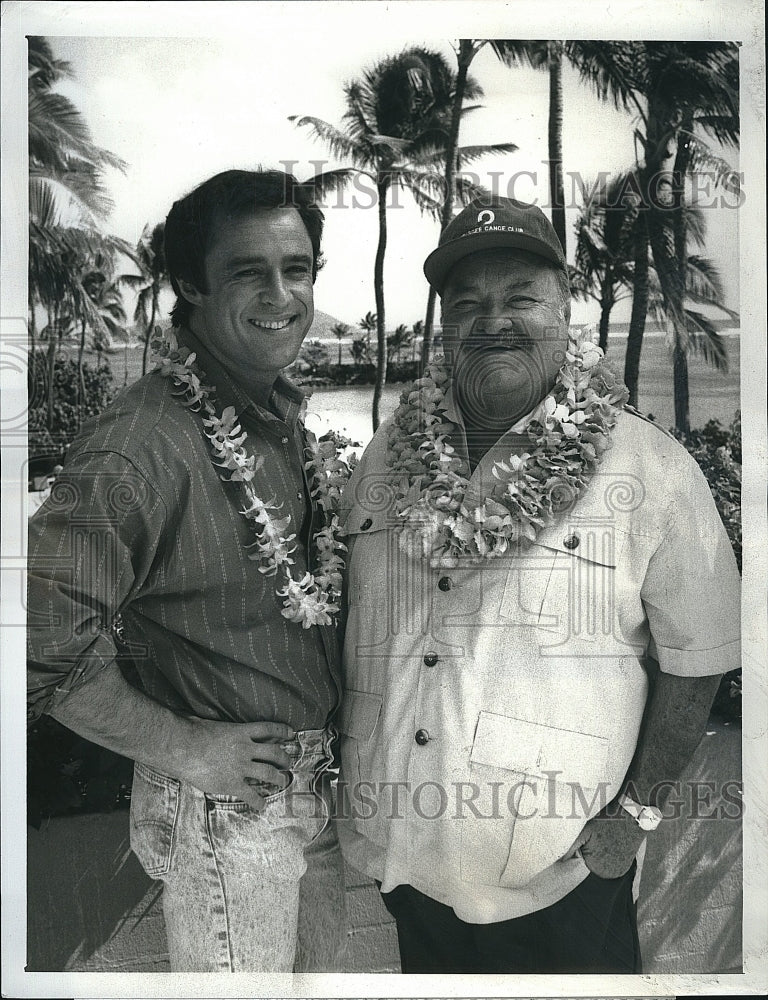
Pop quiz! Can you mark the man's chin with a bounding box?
[456,370,542,426]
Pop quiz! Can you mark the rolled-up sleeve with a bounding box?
[27,450,167,721]
[640,450,741,677]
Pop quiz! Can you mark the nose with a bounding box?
[470,312,514,339]
[260,269,291,308]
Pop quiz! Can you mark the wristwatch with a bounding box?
[617,793,663,831]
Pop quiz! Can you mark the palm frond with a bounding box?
[489,40,549,70]
[684,134,740,195]
[683,310,730,370]
[28,91,126,174]
[288,115,362,163]
[302,168,365,202]
[454,141,519,165]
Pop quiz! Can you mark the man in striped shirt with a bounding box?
[27,170,346,972]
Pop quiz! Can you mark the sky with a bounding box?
[46,25,740,330]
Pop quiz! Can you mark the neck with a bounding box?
[183,319,278,408]
[462,417,531,472]
[241,372,278,408]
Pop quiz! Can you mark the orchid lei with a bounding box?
[151,328,352,627]
[386,333,629,566]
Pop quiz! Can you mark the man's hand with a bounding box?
[49,661,297,813]
[562,808,646,879]
[175,718,295,812]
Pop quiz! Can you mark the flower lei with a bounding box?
[151,328,353,627]
[387,333,629,566]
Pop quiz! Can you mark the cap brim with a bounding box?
[424,231,566,294]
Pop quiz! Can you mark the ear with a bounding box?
[177,278,204,307]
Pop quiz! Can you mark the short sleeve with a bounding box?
[640,451,740,677]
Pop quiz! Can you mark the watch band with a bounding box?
[617,792,663,831]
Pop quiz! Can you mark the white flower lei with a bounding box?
[387,333,629,566]
[151,328,353,627]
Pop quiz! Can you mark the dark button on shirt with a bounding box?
[563,534,580,550]
[415,729,430,746]
[423,652,439,667]
[27,328,340,730]
[360,518,373,531]
[438,576,452,592]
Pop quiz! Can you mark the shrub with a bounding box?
[676,412,742,721]
[350,335,373,367]
[293,338,331,376]
[28,350,115,462]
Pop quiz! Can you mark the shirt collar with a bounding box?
[176,326,306,429]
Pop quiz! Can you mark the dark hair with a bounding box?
[165,169,324,327]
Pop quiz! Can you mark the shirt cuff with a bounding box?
[27,628,119,723]
[654,638,741,677]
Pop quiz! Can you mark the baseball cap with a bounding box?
[423,196,567,294]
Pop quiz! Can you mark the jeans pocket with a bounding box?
[129,761,181,877]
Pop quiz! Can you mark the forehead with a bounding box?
[443,248,556,293]
[206,207,312,263]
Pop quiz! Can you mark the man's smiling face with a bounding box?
[185,207,314,393]
[440,248,570,433]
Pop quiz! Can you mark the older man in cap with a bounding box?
[336,196,740,973]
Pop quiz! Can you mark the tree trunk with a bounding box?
[548,45,566,254]
[142,290,158,375]
[28,299,38,380]
[371,178,389,432]
[337,339,342,367]
[624,211,649,408]
[673,340,690,435]
[598,287,613,353]
[46,307,58,432]
[422,39,474,367]
[422,285,438,368]
[671,113,693,435]
[77,316,87,411]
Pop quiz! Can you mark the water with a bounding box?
[63,332,741,450]
[306,334,741,450]
[303,384,402,448]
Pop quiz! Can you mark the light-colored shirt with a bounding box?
[27,329,341,730]
[336,405,740,923]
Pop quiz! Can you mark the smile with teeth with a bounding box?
[248,317,295,330]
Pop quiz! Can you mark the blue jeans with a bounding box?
[129,728,347,972]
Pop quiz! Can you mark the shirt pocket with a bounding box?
[337,689,385,842]
[499,527,626,646]
[129,761,181,877]
[461,711,610,889]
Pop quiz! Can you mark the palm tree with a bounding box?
[358,310,377,352]
[292,46,515,430]
[330,321,351,366]
[573,174,738,403]
[386,324,413,364]
[422,36,584,364]
[492,42,572,252]
[120,222,168,374]
[28,37,125,229]
[420,39,484,366]
[572,42,739,423]
[28,36,130,425]
[571,171,639,351]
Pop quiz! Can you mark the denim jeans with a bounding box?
[129,727,347,972]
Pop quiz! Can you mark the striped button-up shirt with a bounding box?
[27,329,340,730]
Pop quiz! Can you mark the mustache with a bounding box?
[456,331,536,354]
